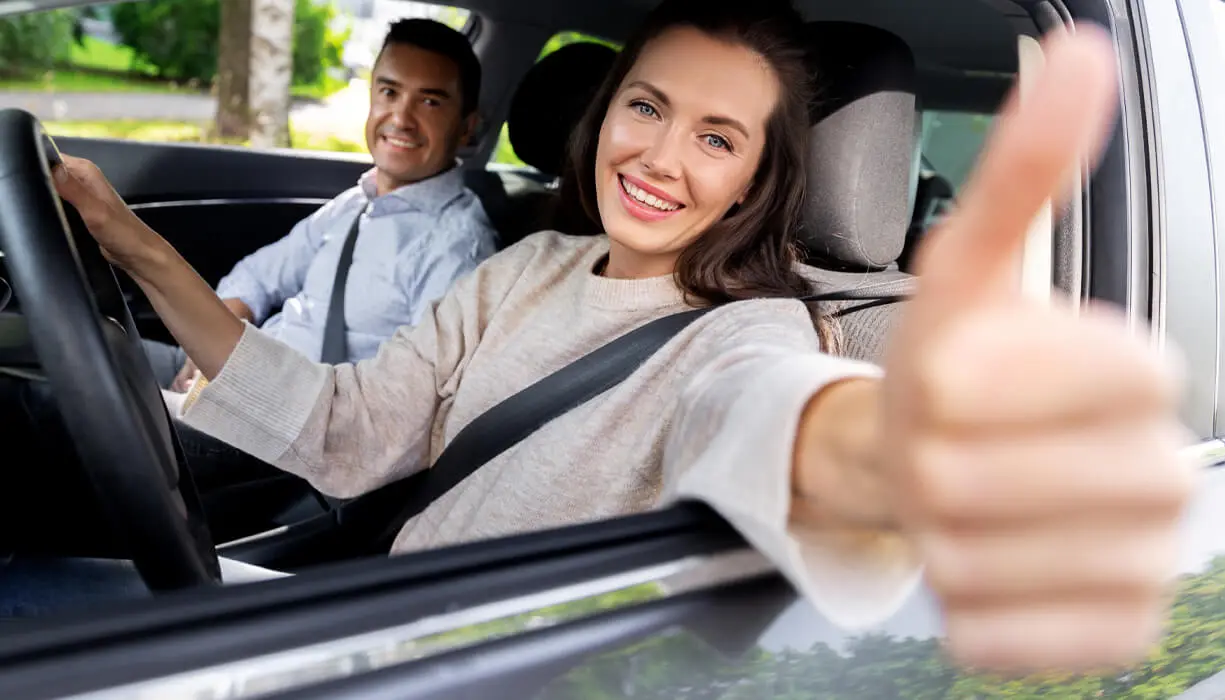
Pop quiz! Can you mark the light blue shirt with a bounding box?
[215,166,498,363]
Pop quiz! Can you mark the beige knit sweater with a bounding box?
[182,231,920,628]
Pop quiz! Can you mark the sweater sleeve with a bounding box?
[179,246,508,499]
[660,303,923,630]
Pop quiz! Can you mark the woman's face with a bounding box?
[595,26,779,278]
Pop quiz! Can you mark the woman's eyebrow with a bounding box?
[625,80,749,138]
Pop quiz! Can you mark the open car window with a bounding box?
[0,0,470,154]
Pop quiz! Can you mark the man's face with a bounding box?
[366,42,475,193]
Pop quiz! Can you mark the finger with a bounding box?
[906,420,1192,525]
[943,597,1168,672]
[917,306,1179,429]
[922,524,1179,602]
[51,159,107,227]
[913,26,1118,309]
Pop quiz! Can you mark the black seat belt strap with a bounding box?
[320,213,363,365]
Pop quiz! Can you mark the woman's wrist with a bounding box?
[791,377,896,530]
[124,223,181,288]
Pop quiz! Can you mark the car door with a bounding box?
[55,138,368,343]
[2,2,1225,700]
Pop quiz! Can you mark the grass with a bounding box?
[69,35,150,75]
[1,36,345,100]
[1,70,196,93]
[43,119,367,154]
[290,74,348,101]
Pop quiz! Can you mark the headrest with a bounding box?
[802,22,920,270]
[507,42,619,177]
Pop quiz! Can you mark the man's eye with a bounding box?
[424,98,441,107]
[380,88,395,98]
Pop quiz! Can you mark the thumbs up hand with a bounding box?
[793,26,1192,673]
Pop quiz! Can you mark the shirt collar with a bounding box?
[358,162,467,215]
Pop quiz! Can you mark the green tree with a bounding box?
[532,556,1225,699]
[0,9,77,76]
[109,0,347,89]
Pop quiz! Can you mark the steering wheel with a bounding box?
[0,109,220,590]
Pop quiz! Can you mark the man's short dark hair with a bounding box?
[381,18,481,117]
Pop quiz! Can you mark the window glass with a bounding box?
[0,0,470,154]
[488,31,621,170]
[1214,0,1225,69]
[919,110,993,191]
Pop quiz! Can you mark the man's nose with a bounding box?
[388,103,420,131]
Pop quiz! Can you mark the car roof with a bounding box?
[463,0,1028,110]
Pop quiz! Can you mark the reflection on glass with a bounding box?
[536,556,1225,699]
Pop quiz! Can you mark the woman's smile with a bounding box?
[617,174,685,221]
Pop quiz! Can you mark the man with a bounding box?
[148,18,498,392]
[2,19,498,517]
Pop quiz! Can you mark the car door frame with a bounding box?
[1122,0,1223,442]
[0,1,1211,698]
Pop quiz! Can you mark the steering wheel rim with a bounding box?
[0,109,220,590]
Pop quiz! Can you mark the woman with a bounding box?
[20,0,1187,673]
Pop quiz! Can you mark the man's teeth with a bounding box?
[621,177,680,212]
[384,136,420,149]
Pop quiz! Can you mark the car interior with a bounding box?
[0,0,1051,602]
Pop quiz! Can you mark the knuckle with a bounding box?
[1136,428,1193,513]
[919,537,979,599]
[906,440,975,523]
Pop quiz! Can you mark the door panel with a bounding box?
[51,137,372,339]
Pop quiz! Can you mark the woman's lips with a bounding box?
[617,174,684,222]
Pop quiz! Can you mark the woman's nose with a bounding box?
[640,130,683,180]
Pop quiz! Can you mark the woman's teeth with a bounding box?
[620,176,680,212]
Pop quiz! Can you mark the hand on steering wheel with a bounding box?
[0,112,220,590]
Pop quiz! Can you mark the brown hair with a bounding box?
[555,0,839,351]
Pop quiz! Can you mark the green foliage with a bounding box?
[0,9,77,76]
[43,119,365,153]
[538,30,621,61]
[109,0,348,89]
[292,0,351,90]
[537,556,1225,699]
[110,0,219,83]
[432,6,471,32]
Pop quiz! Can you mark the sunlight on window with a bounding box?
[1213,0,1225,64]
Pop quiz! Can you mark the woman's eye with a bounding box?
[703,134,731,151]
[631,100,658,118]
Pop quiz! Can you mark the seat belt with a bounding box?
[320,213,363,365]
[335,284,915,555]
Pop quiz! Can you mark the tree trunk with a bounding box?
[249,0,294,149]
[214,0,252,141]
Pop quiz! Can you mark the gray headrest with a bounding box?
[802,22,920,270]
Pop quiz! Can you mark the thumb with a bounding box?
[51,159,105,226]
[52,162,86,204]
[911,26,1118,316]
